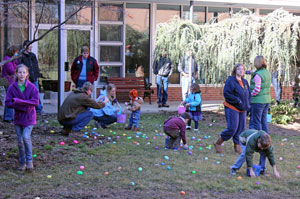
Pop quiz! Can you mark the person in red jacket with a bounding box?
[71,46,99,88]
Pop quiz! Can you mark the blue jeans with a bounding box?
[181,76,195,101]
[156,75,169,104]
[220,107,246,144]
[15,125,33,165]
[128,110,141,128]
[76,79,87,88]
[94,115,117,127]
[59,109,93,131]
[3,88,14,121]
[232,144,267,171]
[33,80,43,113]
[249,103,269,170]
[249,103,269,133]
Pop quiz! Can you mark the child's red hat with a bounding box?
[129,89,138,102]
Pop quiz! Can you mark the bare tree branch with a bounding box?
[0,0,92,67]
[33,0,46,40]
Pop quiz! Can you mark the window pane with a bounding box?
[100,66,121,81]
[99,4,123,21]
[259,9,274,16]
[36,0,58,24]
[0,1,28,60]
[38,29,58,80]
[67,30,90,82]
[100,46,121,62]
[207,7,230,23]
[183,6,205,24]
[65,0,92,25]
[156,4,180,24]
[125,4,150,79]
[100,24,122,41]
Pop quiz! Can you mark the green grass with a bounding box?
[1,113,300,198]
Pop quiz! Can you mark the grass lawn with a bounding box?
[1,112,300,199]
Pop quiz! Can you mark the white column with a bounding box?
[58,0,66,109]
[149,3,155,85]
[29,0,38,55]
[189,1,194,85]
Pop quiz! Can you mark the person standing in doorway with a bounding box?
[178,50,198,101]
[153,49,173,108]
[71,46,99,88]
[19,40,43,114]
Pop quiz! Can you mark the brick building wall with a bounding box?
[97,85,293,102]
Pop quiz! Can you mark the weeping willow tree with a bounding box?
[154,9,300,84]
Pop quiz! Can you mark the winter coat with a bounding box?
[58,88,105,122]
[5,79,39,127]
[185,92,202,112]
[153,56,173,77]
[163,116,187,144]
[19,52,40,83]
[91,90,118,117]
[71,55,99,84]
[1,56,18,85]
[128,97,143,112]
[223,76,251,111]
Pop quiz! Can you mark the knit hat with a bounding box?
[129,89,138,102]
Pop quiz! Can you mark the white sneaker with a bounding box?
[194,129,198,131]
[186,126,191,130]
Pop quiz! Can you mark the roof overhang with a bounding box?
[101,0,300,11]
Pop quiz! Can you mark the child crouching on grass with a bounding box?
[124,89,143,131]
[163,112,191,151]
[230,129,280,178]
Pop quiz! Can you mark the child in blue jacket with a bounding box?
[182,83,202,131]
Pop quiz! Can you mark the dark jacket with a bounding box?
[58,88,105,122]
[5,79,39,127]
[153,56,173,77]
[71,55,99,84]
[223,76,251,111]
[19,52,40,83]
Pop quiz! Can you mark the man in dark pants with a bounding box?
[153,49,173,108]
[19,40,43,114]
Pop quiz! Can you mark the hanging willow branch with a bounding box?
[154,8,300,84]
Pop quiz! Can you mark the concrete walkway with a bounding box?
[42,100,223,114]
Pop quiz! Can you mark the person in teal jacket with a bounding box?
[182,83,202,131]
[91,84,120,128]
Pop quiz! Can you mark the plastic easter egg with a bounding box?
[138,167,143,172]
[80,166,84,170]
[50,130,54,133]
[191,137,195,140]
[188,151,192,155]
[209,123,213,127]
[256,181,260,185]
[164,156,169,160]
[279,157,283,160]
[155,146,159,150]
[116,136,120,139]
[166,166,171,170]
[161,162,165,166]
[117,167,122,171]
[192,170,196,174]
[216,161,220,165]
[153,137,156,140]
[237,176,242,180]
[73,140,78,144]
[123,133,126,136]
[130,182,135,186]
[77,171,83,175]
[199,147,203,150]
[298,165,300,169]
[113,132,116,135]
[104,172,109,176]
[59,142,65,146]
[204,157,208,160]
[127,137,132,140]
[33,154,37,158]
[47,175,52,179]
[180,191,186,195]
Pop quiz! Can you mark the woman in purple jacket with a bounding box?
[5,64,39,172]
[1,45,19,122]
